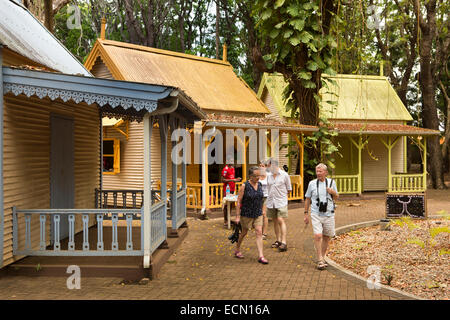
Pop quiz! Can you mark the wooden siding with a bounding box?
[90,56,114,80]
[391,137,404,174]
[261,89,283,122]
[2,95,99,267]
[2,47,49,70]
[102,121,180,193]
[103,121,144,190]
[363,137,388,191]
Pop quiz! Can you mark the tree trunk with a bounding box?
[440,81,450,172]
[215,0,220,59]
[416,0,446,189]
[178,0,186,52]
[123,0,144,45]
[44,0,53,33]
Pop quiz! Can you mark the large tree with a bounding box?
[413,0,449,189]
[252,0,337,126]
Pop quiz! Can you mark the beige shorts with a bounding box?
[311,213,335,237]
[267,206,288,219]
[240,215,263,230]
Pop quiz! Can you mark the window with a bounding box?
[103,138,120,174]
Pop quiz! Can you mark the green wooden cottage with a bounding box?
[258,72,439,194]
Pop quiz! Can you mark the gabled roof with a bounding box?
[258,73,413,121]
[84,39,270,114]
[0,0,90,76]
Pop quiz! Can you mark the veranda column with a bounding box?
[169,116,178,236]
[158,115,169,247]
[357,135,362,195]
[422,137,427,189]
[201,133,210,214]
[181,120,188,227]
[143,114,153,268]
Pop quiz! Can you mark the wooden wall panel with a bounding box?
[2,95,99,267]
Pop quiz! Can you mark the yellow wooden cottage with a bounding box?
[258,72,439,195]
[84,28,316,212]
[1,1,204,276]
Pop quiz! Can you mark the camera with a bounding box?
[317,200,328,213]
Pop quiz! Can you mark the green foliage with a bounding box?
[429,226,450,239]
[406,238,425,249]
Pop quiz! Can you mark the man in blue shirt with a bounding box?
[304,163,339,270]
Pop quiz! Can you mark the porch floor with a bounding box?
[4,225,188,281]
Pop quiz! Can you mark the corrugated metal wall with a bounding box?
[2,95,99,267]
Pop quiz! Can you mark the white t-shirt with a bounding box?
[305,178,338,216]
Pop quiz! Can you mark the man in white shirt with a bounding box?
[266,158,292,252]
[304,163,339,270]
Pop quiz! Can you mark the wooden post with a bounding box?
[143,114,152,268]
[422,137,427,189]
[159,115,169,248]
[100,17,106,40]
[202,136,211,212]
[357,135,362,195]
[170,116,178,236]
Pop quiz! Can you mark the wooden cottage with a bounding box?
[0,0,203,274]
[84,32,316,212]
[258,72,439,194]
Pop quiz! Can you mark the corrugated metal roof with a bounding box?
[85,39,270,114]
[0,0,91,76]
[321,74,413,121]
[258,72,413,121]
[205,114,317,132]
[331,123,439,136]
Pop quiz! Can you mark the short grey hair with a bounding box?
[316,163,328,171]
[267,157,279,167]
[249,166,260,177]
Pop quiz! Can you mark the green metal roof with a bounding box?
[258,73,413,121]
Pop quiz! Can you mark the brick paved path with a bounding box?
[0,190,448,300]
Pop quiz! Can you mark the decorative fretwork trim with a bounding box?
[4,83,158,113]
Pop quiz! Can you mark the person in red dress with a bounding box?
[222,156,241,227]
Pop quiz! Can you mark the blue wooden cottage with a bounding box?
[0,0,204,276]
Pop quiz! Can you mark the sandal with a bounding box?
[271,241,281,248]
[317,260,327,270]
[262,234,268,240]
[278,243,288,252]
[258,256,269,264]
[234,251,244,259]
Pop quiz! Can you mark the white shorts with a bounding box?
[311,214,335,237]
